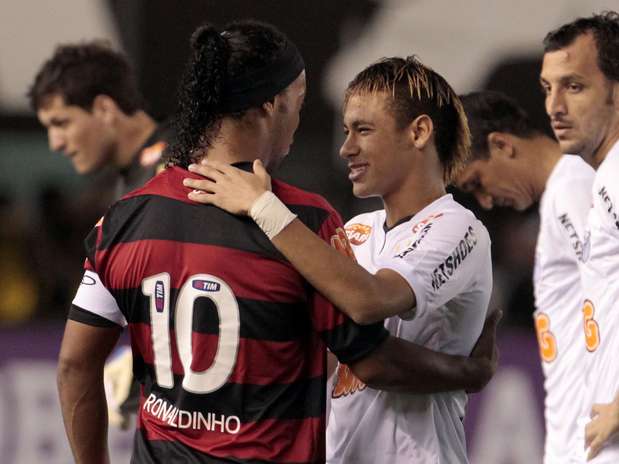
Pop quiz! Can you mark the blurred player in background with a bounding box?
[455,90,594,463]
[57,21,498,463]
[30,40,175,428]
[540,11,619,462]
[29,40,173,198]
[186,56,494,463]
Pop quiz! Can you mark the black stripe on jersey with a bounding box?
[113,288,312,342]
[132,432,282,464]
[68,304,122,329]
[95,195,329,260]
[136,363,325,422]
[322,322,389,365]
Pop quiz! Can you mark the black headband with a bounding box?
[221,39,305,113]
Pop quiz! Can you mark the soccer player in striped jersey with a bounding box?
[454,91,594,463]
[540,12,619,462]
[57,22,498,463]
[187,57,495,463]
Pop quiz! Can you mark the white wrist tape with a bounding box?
[249,191,297,240]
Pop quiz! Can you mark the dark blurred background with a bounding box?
[0,0,561,327]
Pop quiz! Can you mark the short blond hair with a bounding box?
[345,56,471,184]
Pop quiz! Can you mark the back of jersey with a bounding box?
[79,166,365,463]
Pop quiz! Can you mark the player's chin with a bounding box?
[351,182,376,199]
[73,160,96,175]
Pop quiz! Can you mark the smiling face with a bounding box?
[37,93,115,174]
[339,91,416,199]
[540,32,619,164]
[455,135,538,211]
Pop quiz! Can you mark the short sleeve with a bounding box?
[310,209,389,364]
[70,270,126,328]
[379,213,491,319]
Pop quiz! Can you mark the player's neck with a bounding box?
[591,123,619,169]
[382,170,446,229]
[520,135,561,201]
[206,119,270,165]
[114,111,157,169]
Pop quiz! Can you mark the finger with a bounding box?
[187,190,217,205]
[253,158,267,176]
[585,421,596,447]
[588,437,603,461]
[188,163,227,181]
[200,159,239,176]
[253,159,272,189]
[183,177,217,192]
[591,403,604,418]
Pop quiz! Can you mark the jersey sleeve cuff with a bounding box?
[333,324,390,365]
[69,304,123,329]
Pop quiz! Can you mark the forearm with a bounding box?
[58,360,110,464]
[272,219,414,323]
[351,336,489,393]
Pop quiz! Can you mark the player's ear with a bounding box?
[92,95,120,124]
[409,114,433,150]
[261,97,277,117]
[487,132,514,159]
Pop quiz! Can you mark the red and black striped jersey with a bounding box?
[70,164,388,463]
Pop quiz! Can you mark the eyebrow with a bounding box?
[540,73,587,85]
[345,119,374,129]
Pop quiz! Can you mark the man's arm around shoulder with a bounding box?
[349,310,501,393]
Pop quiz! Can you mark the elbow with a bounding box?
[347,297,386,325]
[349,310,381,325]
[349,362,383,389]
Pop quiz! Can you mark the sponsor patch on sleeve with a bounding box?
[345,223,372,245]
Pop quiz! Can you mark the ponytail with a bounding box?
[168,24,230,167]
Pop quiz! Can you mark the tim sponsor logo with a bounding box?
[431,226,477,291]
[192,279,221,292]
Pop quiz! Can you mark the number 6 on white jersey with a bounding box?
[142,273,241,394]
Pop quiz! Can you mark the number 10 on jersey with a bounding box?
[142,273,241,394]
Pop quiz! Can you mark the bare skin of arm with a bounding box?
[585,392,619,461]
[57,320,122,464]
[349,309,501,393]
[183,160,414,324]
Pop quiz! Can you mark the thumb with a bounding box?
[253,158,267,176]
[253,159,272,189]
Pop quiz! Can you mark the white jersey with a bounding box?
[533,155,594,464]
[580,141,619,463]
[326,194,492,464]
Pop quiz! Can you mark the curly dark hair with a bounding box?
[28,40,143,114]
[345,56,470,184]
[460,91,538,161]
[167,20,290,168]
[543,11,619,82]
